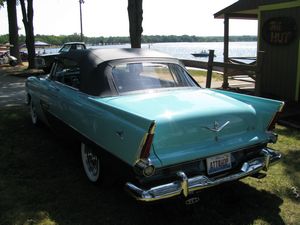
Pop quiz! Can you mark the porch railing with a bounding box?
[181,50,264,95]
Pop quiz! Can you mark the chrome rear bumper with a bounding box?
[125,147,281,202]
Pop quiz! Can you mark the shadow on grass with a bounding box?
[275,126,300,195]
[281,150,300,204]
[282,150,300,177]
[276,125,300,141]
[0,106,285,225]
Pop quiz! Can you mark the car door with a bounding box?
[34,62,60,124]
[38,59,78,126]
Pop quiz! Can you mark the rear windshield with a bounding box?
[112,62,197,93]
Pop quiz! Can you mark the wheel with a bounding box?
[9,60,17,67]
[30,100,40,126]
[30,101,38,125]
[25,94,31,105]
[81,142,101,183]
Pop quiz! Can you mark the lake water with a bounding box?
[45,41,257,62]
[145,42,257,62]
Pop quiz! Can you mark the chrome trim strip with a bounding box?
[204,121,230,133]
[279,102,285,112]
[125,147,281,202]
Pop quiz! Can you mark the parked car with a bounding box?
[26,48,284,203]
[35,42,86,73]
[0,50,18,66]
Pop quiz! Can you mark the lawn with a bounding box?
[188,68,224,84]
[188,69,223,81]
[0,106,299,225]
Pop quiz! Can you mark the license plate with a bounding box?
[206,153,232,175]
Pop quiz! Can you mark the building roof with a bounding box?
[214,0,297,19]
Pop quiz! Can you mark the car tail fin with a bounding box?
[139,121,156,159]
[267,103,285,131]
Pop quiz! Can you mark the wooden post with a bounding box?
[206,50,215,88]
[255,51,265,96]
[79,0,84,42]
[222,15,229,89]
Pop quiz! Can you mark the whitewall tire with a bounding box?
[81,142,101,183]
[30,100,39,125]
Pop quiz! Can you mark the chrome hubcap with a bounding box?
[81,143,100,182]
[85,150,99,175]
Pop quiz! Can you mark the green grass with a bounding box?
[0,106,299,225]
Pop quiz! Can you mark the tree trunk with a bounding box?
[127,0,143,48]
[20,0,35,69]
[7,0,21,63]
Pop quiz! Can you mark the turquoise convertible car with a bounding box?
[26,48,284,202]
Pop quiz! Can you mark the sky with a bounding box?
[0,0,258,37]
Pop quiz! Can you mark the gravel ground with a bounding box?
[0,67,27,107]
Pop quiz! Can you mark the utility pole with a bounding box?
[79,0,84,42]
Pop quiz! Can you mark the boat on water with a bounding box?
[191,50,215,57]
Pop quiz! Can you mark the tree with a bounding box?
[20,0,35,68]
[6,0,21,63]
[127,0,143,48]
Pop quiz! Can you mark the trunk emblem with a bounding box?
[204,121,230,141]
[204,121,230,133]
[116,130,124,140]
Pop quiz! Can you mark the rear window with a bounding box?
[112,62,197,93]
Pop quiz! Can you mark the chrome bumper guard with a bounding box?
[125,147,281,202]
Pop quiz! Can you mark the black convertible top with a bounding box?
[56,48,183,96]
[58,48,177,65]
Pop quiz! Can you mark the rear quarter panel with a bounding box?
[74,95,156,166]
[211,89,284,130]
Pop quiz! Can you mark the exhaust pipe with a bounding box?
[251,172,267,179]
[185,196,200,205]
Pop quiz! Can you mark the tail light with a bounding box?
[267,103,284,131]
[134,159,156,177]
[139,122,156,159]
[267,112,280,131]
[135,122,156,177]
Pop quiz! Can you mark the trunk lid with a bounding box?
[102,88,270,166]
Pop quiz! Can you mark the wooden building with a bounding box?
[215,0,300,103]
